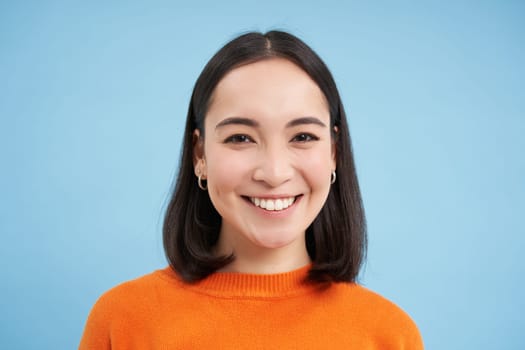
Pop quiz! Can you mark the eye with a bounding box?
[224,134,254,143]
[291,133,319,143]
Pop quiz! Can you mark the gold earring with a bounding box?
[198,175,207,190]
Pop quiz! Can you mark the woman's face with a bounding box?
[195,58,335,259]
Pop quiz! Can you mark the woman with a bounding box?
[79,30,423,349]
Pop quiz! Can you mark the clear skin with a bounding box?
[194,58,336,274]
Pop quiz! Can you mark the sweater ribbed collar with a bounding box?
[161,264,319,299]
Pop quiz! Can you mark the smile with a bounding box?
[248,196,298,211]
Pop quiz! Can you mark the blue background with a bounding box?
[1,1,524,348]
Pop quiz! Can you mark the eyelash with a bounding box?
[224,133,319,144]
[292,133,319,142]
[224,134,253,143]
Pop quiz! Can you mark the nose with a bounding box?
[252,144,294,187]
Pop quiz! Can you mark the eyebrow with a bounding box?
[215,116,326,130]
[286,116,326,128]
[215,117,259,129]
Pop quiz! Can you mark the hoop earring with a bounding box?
[198,175,207,190]
[330,171,336,184]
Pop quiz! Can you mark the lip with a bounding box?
[244,194,298,200]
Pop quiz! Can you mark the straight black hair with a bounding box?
[163,30,367,283]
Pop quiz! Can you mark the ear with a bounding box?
[331,126,338,170]
[192,129,206,177]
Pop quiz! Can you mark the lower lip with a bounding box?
[244,196,302,217]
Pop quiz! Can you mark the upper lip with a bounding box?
[244,194,299,199]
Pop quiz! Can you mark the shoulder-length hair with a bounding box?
[163,30,367,283]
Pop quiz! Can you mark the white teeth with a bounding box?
[249,196,296,211]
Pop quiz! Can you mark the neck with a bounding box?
[215,231,311,274]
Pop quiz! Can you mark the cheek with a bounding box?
[300,147,333,186]
[206,148,252,193]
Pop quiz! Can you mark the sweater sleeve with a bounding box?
[403,318,424,350]
[78,294,112,350]
[384,301,425,350]
[350,284,425,350]
[392,305,425,349]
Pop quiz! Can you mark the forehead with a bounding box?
[217,57,317,89]
[206,58,329,126]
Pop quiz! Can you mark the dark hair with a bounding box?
[163,30,367,283]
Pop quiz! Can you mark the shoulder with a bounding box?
[79,268,178,349]
[94,267,176,306]
[336,283,415,317]
[85,267,179,323]
[327,282,424,348]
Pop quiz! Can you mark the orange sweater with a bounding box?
[79,265,423,349]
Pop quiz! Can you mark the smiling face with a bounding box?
[194,58,336,266]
